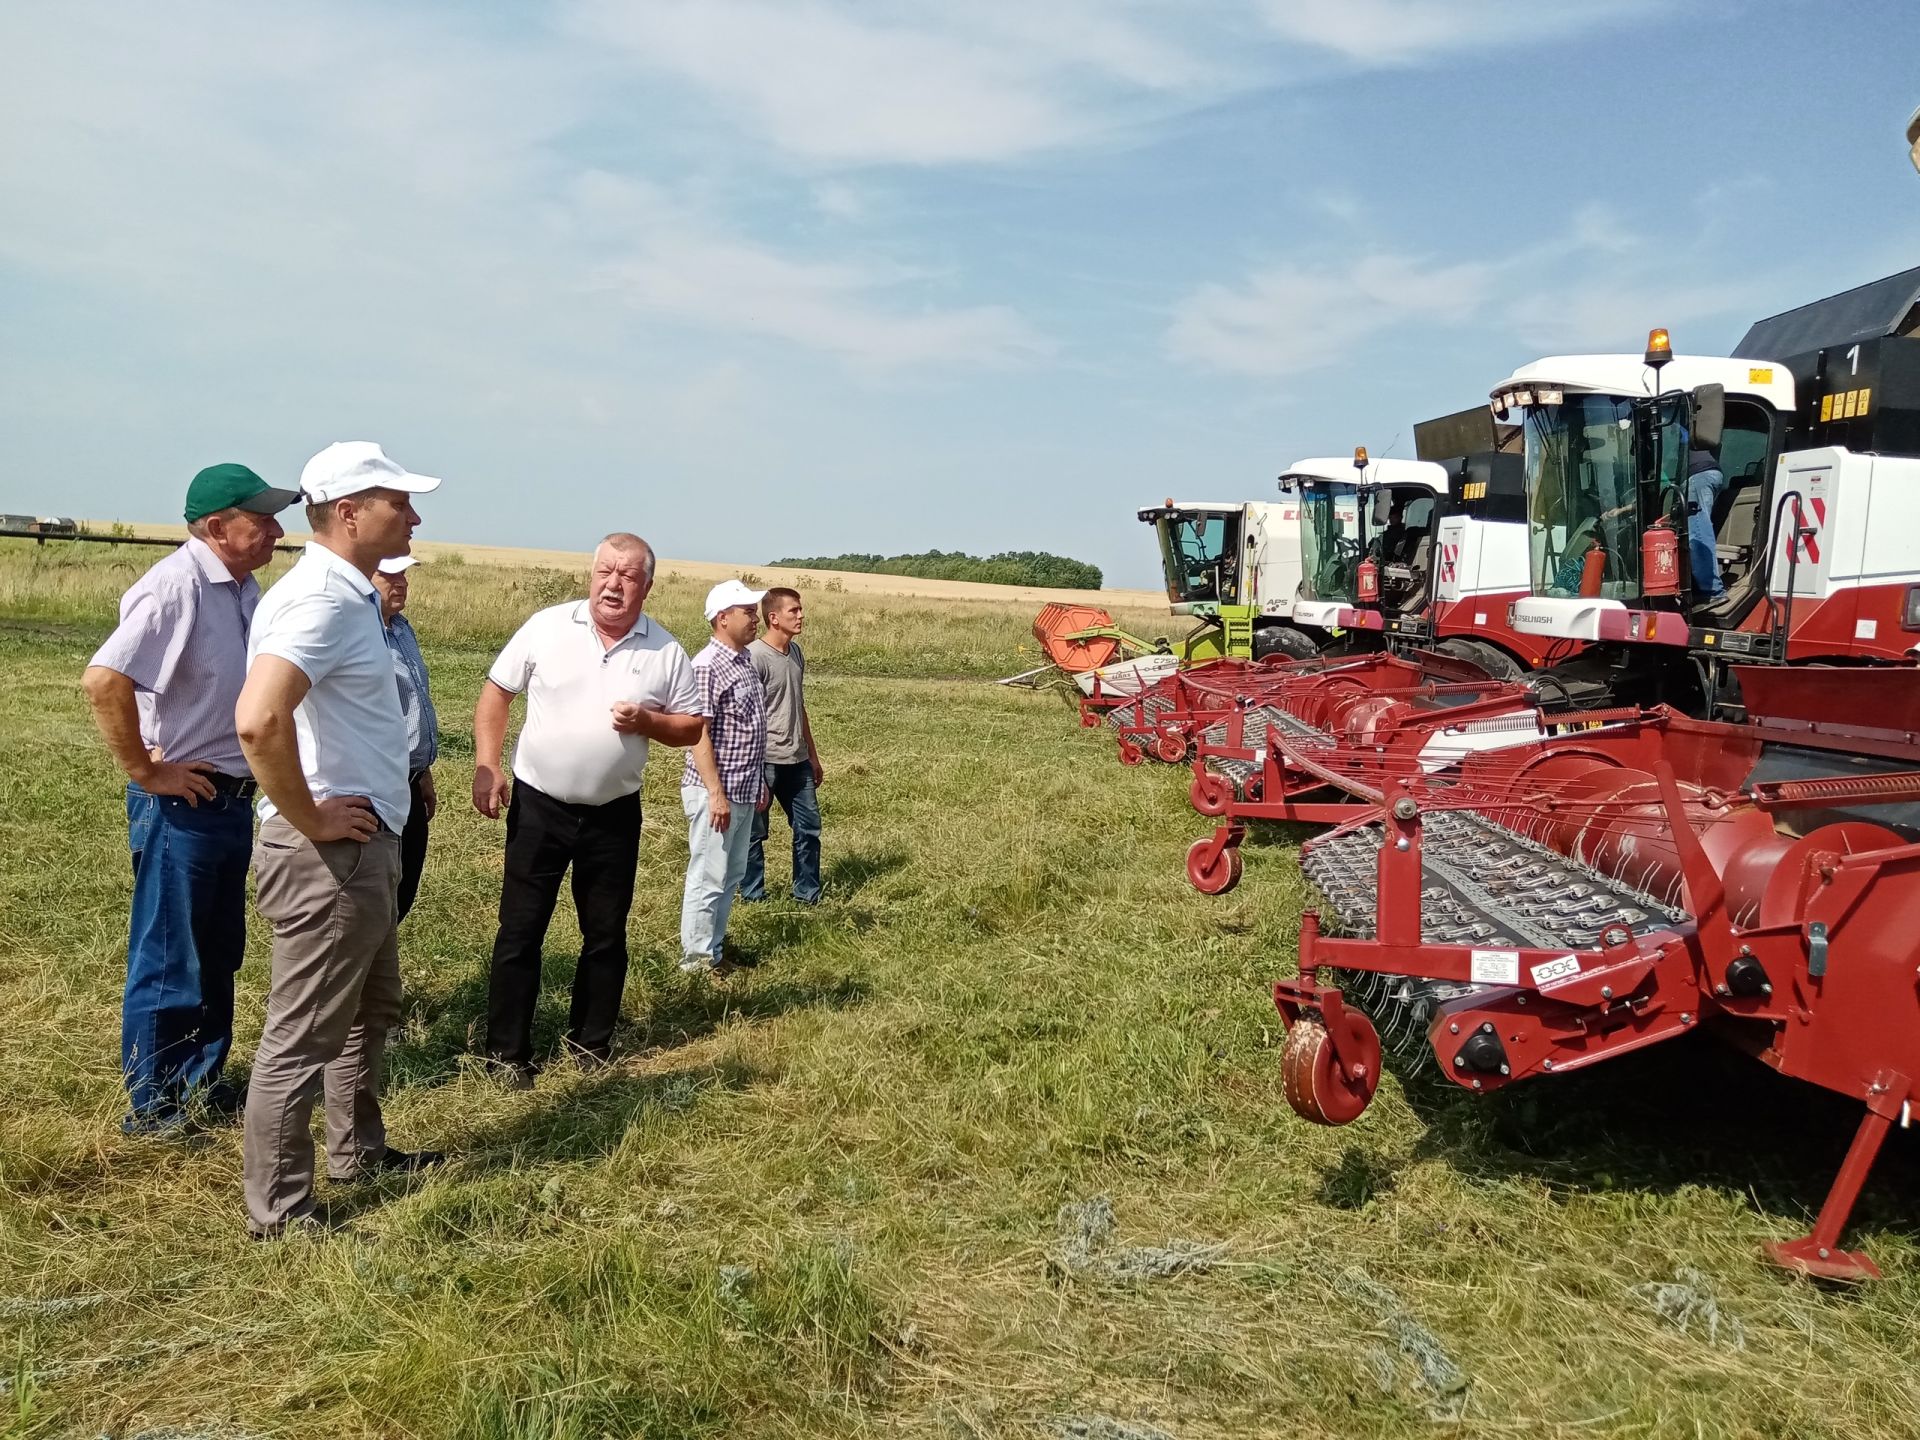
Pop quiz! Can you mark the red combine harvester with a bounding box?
[1269,269,1920,1277]
[1293,410,1570,682]
[1493,267,1920,713]
[1272,666,1920,1280]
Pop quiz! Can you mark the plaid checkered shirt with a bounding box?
[681,639,767,805]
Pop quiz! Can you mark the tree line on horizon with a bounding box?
[772,548,1103,590]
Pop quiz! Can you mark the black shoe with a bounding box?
[332,1147,446,1183]
[485,1058,538,1091]
[201,1081,247,1125]
[250,1210,332,1242]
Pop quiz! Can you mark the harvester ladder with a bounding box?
[1221,611,1254,657]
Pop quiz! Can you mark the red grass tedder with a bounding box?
[1271,664,1920,1280]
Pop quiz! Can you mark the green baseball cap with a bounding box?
[183,463,302,523]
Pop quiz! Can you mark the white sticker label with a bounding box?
[1470,949,1520,985]
[1474,612,1488,625]
[1530,954,1581,987]
[1856,619,1878,640]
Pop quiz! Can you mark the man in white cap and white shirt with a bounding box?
[472,533,702,1084]
[234,440,446,1237]
[370,554,438,921]
[679,579,770,975]
[370,556,439,925]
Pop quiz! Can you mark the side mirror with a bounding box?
[1692,383,1725,451]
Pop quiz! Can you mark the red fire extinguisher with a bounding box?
[1641,519,1680,597]
[1357,557,1380,602]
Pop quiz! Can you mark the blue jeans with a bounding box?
[123,783,253,1128]
[1688,466,1727,596]
[742,762,821,903]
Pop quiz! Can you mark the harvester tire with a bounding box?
[1254,625,1319,663]
[1434,637,1523,681]
[1186,838,1243,894]
[1281,1012,1381,1126]
[1190,773,1232,817]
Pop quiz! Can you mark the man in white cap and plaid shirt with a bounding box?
[680,579,770,974]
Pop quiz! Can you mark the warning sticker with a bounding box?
[1470,949,1520,985]
[1530,954,1581,987]
[1856,619,1878,640]
[1748,367,1773,384]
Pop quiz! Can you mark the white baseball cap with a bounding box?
[301,441,444,504]
[376,554,421,575]
[704,579,765,621]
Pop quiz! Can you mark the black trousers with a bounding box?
[397,771,430,923]
[484,781,640,1066]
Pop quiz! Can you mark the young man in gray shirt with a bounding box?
[741,587,822,904]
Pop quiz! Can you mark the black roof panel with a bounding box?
[1734,265,1920,359]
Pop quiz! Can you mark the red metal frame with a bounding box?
[1270,682,1920,1280]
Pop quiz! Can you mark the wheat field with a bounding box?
[3,537,1918,1440]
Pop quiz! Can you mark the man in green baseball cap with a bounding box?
[183,462,301,524]
[80,462,299,1138]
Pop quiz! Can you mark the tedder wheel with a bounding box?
[1190,772,1232,817]
[1253,624,1320,663]
[1118,742,1145,766]
[1185,837,1243,894]
[1281,1011,1382,1125]
[1434,636,1524,682]
[1154,729,1189,764]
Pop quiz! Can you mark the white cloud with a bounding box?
[568,174,1048,369]
[1167,198,1795,380]
[1257,0,1651,65]
[0,4,1054,377]
[1167,253,1495,377]
[562,0,1654,168]
[811,181,870,221]
[570,0,1108,165]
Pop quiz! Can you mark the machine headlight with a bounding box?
[1903,585,1920,630]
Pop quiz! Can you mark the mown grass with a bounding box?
[3,540,1920,1438]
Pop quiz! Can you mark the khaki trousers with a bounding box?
[242,816,402,1233]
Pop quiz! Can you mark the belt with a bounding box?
[208,772,258,799]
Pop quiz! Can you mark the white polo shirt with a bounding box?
[248,542,411,832]
[488,601,699,807]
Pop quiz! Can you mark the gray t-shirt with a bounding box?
[749,637,808,764]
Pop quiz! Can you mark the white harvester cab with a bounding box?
[1282,454,1430,630]
[1138,498,1299,620]
[1492,350,1794,640]
[1492,270,1920,668]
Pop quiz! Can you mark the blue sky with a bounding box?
[3,1,1916,587]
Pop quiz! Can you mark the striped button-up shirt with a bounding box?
[681,639,766,806]
[385,612,439,773]
[89,537,259,776]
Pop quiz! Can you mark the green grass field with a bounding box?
[3,538,1919,1440]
